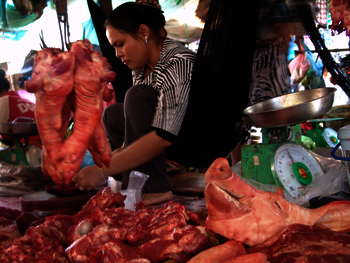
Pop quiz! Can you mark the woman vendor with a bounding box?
[73,2,196,202]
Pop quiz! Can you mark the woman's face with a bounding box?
[106,25,148,70]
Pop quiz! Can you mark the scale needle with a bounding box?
[286,149,295,163]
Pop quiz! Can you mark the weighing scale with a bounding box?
[241,88,337,204]
[241,125,322,189]
[273,143,323,199]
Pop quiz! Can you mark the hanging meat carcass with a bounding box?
[59,40,115,185]
[25,48,76,185]
[25,39,115,187]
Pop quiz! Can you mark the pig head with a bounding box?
[204,158,350,247]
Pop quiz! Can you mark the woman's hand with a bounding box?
[72,131,171,191]
[73,165,107,191]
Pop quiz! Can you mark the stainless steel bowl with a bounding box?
[243,87,337,128]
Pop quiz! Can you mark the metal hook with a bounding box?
[54,0,70,51]
[82,27,86,40]
[39,30,48,49]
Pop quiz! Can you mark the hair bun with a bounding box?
[135,0,161,10]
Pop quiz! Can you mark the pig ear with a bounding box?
[204,158,231,181]
[207,158,230,171]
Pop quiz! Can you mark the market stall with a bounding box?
[1,0,350,262]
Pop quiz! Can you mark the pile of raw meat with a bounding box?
[25,40,115,187]
[0,188,209,263]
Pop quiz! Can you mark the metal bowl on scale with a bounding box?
[243,87,337,128]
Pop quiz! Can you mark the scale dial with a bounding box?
[322,127,339,147]
[273,143,324,200]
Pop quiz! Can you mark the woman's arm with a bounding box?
[105,130,172,176]
[73,130,172,190]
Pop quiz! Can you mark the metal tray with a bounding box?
[243,88,336,128]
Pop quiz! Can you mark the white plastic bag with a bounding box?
[123,171,149,211]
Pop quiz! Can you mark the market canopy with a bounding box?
[0,0,205,73]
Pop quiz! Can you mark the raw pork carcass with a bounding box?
[25,39,116,187]
[87,82,115,167]
[59,40,115,185]
[204,157,350,247]
[25,48,75,185]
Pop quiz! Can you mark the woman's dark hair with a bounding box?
[0,69,10,93]
[105,2,166,40]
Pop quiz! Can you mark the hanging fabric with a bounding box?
[167,0,258,167]
[53,0,70,51]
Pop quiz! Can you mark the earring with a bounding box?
[144,36,148,44]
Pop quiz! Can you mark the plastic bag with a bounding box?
[289,52,311,84]
[123,171,149,211]
[233,153,348,208]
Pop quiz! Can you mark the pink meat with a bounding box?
[25,48,75,185]
[204,158,350,247]
[88,122,112,168]
[25,39,115,187]
[59,40,115,185]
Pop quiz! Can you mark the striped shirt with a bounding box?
[133,38,195,139]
